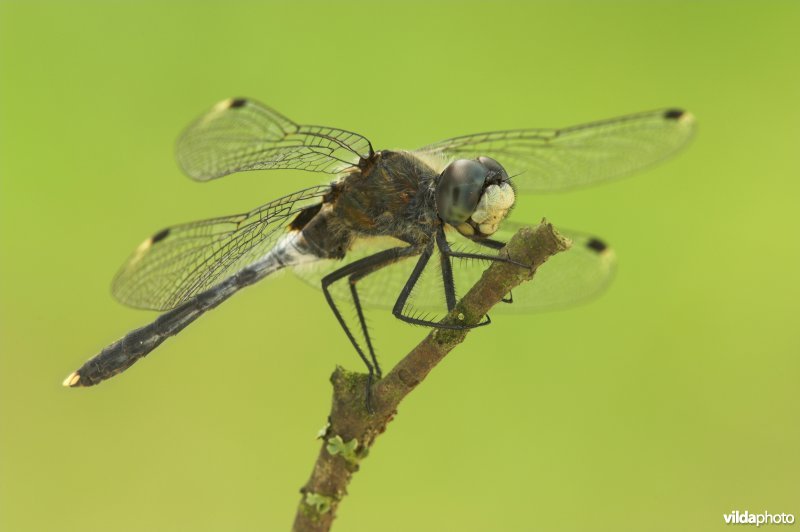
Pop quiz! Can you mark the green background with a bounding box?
[2,1,798,531]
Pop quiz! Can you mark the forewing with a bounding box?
[417,109,695,193]
[112,185,330,311]
[176,97,373,180]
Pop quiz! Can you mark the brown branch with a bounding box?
[292,220,569,532]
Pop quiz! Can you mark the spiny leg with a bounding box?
[438,229,492,325]
[442,232,528,268]
[436,228,457,312]
[467,235,514,303]
[346,248,420,378]
[391,238,490,330]
[348,283,380,378]
[321,246,418,410]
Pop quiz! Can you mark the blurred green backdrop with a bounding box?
[2,1,798,531]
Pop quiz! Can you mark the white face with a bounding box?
[469,183,516,235]
[456,182,515,237]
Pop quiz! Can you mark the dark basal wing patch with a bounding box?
[288,203,322,231]
[228,98,247,109]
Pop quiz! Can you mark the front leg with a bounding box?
[466,235,514,303]
[392,237,490,330]
[441,230,528,268]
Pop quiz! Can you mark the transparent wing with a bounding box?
[446,223,617,313]
[292,237,452,319]
[112,185,330,311]
[176,97,373,180]
[417,108,695,193]
[292,222,616,315]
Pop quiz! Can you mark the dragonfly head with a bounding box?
[435,156,515,238]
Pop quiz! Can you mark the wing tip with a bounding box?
[228,97,248,109]
[214,97,247,111]
[586,237,608,253]
[663,108,695,125]
[586,237,617,264]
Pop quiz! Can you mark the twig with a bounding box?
[292,220,569,532]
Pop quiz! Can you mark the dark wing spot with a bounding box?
[151,228,170,244]
[663,109,685,120]
[586,238,607,253]
[229,98,247,109]
[288,203,322,231]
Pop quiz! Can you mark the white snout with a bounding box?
[470,183,515,235]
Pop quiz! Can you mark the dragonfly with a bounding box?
[63,98,695,396]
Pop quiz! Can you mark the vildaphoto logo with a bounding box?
[724,511,795,526]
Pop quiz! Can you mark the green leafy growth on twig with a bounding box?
[304,493,334,515]
[326,435,360,465]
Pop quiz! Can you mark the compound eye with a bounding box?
[477,156,509,181]
[435,159,487,224]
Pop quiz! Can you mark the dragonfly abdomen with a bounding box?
[63,232,317,387]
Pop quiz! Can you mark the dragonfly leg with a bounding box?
[347,283,380,378]
[436,229,457,313]
[391,238,491,330]
[321,245,419,411]
[467,236,514,303]
[441,233,528,268]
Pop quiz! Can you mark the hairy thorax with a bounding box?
[331,150,439,244]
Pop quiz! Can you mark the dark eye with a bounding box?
[477,156,509,181]
[435,159,487,224]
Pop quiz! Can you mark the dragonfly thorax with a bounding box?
[435,156,515,237]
